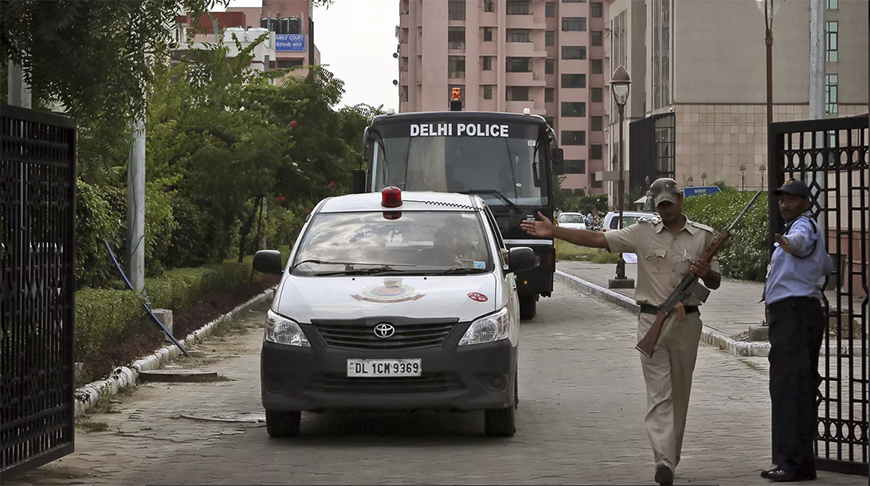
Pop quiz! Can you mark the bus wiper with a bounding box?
[461,189,523,213]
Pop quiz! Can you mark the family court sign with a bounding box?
[275,34,306,52]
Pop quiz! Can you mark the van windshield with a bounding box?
[292,211,493,276]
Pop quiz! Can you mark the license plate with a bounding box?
[347,359,422,377]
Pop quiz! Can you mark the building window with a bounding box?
[564,160,586,174]
[448,27,466,49]
[484,85,494,100]
[827,0,837,9]
[563,0,586,2]
[562,131,586,145]
[591,2,603,17]
[546,30,555,46]
[562,46,586,60]
[591,116,603,131]
[562,102,586,117]
[448,85,465,103]
[401,86,409,102]
[483,27,494,42]
[591,59,603,74]
[591,172,602,188]
[448,0,466,20]
[546,2,555,17]
[826,21,838,62]
[545,116,555,127]
[448,56,465,78]
[507,86,530,101]
[545,58,555,74]
[277,59,303,68]
[591,30,603,46]
[507,57,532,72]
[507,1,530,15]
[484,0,495,12]
[591,87,603,102]
[546,88,555,103]
[509,29,531,42]
[562,73,586,88]
[482,56,493,70]
[562,17,587,31]
[825,73,838,115]
[591,144,602,159]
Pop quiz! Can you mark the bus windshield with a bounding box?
[371,121,549,207]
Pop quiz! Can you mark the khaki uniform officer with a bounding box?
[521,178,721,486]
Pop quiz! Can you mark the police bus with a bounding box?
[353,98,563,320]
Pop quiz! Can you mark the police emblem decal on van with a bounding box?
[468,292,488,302]
[351,279,426,303]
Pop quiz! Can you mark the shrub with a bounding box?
[75,179,125,289]
[682,189,769,281]
[143,181,178,276]
[75,260,260,363]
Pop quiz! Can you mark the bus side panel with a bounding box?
[510,242,555,298]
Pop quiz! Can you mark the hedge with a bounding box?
[681,189,769,282]
[75,260,258,360]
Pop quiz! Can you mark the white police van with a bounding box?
[253,187,537,438]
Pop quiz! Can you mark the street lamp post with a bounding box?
[756,0,783,253]
[686,176,694,187]
[700,172,707,186]
[759,164,767,190]
[608,65,634,289]
[739,163,747,192]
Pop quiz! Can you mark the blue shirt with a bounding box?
[763,212,833,304]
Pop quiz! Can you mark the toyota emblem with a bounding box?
[373,323,395,339]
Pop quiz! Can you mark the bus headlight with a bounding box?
[264,310,310,347]
[459,306,510,346]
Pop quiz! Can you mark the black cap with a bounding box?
[773,178,811,199]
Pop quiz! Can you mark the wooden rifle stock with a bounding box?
[634,191,762,358]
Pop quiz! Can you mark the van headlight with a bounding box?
[459,306,510,346]
[264,310,310,347]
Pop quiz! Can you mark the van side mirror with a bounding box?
[507,247,537,273]
[253,250,283,275]
[553,148,565,175]
[353,169,367,194]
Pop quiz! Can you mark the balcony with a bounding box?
[505,14,546,30]
[506,71,545,86]
[505,41,547,58]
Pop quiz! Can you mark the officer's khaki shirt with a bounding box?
[603,216,720,307]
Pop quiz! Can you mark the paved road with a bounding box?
[6,283,866,486]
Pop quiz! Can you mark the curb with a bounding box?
[555,271,862,358]
[554,270,770,357]
[73,287,276,417]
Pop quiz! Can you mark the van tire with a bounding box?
[485,405,516,437]
[519,295,537,320]
[266,410,301,437]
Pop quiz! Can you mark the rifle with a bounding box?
[635,191,762,358]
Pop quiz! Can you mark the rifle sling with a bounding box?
[640,304,699,316]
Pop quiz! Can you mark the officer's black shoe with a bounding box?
[654,464,674,485]
[761,467,781,478]
[767,469,817,482]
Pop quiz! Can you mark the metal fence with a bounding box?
[769,114,868,475]
[1,103,77,479]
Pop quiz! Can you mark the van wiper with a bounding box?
[460,189,523,214]
[317,265,416,276]
[291,259,360,270]
[432,267,488,275]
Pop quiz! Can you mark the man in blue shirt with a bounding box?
[761,178,833,482]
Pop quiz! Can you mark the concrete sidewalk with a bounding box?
[553,259,862,357]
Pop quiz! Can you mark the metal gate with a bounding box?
[1,104,77,479]
[769,114,868,475]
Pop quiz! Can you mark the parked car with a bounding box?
[253,187,537,438]
[601,210,658,232]
[557,212,587,230]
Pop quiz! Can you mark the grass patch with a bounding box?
[90,387,121,414]
[556,242,621,264]
[211,317,246,338]
[76,417,109,433]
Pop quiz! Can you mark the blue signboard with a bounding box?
[683,186,722,198]
[275,34,306,52]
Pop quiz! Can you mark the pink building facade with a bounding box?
[398,0,610,194]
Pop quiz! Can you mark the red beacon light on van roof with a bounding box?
[381,186,402,208]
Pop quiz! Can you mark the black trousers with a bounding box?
[767,296,825,473]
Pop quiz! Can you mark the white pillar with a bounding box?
[7,61,32,108]
[127,115,146,291]
[809,0,826,230]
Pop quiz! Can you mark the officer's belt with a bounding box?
[640,304,699,315]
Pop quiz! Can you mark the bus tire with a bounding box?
[519,295,537,320]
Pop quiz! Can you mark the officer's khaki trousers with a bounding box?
[636,311,703,471]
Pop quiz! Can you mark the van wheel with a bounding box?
[519,295,537,320]
[266,410,301,438]
[485,405,516,437]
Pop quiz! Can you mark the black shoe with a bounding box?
[655,464,674,485]
[767,469,816,482]
[761,467,781,479]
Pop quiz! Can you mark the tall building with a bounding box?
[398,0,611,194]
[604,0,867,204]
